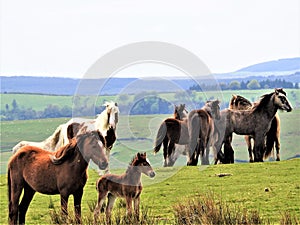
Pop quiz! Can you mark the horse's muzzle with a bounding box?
[99,161,108,170]
[149,171,156,178]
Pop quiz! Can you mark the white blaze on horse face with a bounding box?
[275,92,292,111]
[109,111,116,129]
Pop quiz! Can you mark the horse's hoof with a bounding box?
[276,158,280,161]
[249,159,254,163]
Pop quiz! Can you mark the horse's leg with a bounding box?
[8,173,24,225]
[73,188,83,224]
[94,190,108,220]
[162,137,169,167]
[60,194,69,222]
[106,193,116,224]
[253,136,264,162]
[275,132,281,161]
[224,135,234,164]
[245,135,254,162]
[167,142,175,166]
[18,183,36,224]
[125,197,133,218]
[105,148,111,174]
[133,196,140,221]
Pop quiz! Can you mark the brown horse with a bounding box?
[8,123,108,225]
[153,104,188,166]
[187,100,221,165]
[214,88,292,163]
[94,152,155,223]
[229,94,281,162]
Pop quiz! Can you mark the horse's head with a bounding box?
[67,123,108,170]
[174,104,188,120]
[274,88,293,112]
[205,100,221,120]
[131,152,156,178]
[104,101,120,130]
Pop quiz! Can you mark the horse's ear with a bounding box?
[137,152,141,158]
[115,102,118,106]
[67,123,82,140]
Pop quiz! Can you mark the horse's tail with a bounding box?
[7,167,12,212]
[188,110,201,158]
[264,116,279,159]
[153,121,167,154]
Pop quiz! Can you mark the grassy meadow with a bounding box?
[0,90,300,224]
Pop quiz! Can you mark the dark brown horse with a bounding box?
[229,94,281,162]
[153,104,189,166]
[187,100,221,165]
[8,123,108,225]
[94,152,155,223]
[214,88,292,163]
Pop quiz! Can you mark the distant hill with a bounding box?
[1,58,299,95]
[237,57,300,72]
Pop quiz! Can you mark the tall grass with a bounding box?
[173,193,299,225]
[49,199,166,225]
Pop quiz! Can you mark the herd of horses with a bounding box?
[7,88,293,224]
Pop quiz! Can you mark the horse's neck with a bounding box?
[202,106,212,118]
[67,147,88,171]
[255,96,278,119]
[124,166,142,186]
[95,111,109,134]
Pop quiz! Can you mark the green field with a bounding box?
[1,90,299,224]
[1,89,300,112]
[0,160,299,224]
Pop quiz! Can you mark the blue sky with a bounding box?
[1,0,299,78]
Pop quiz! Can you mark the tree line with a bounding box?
[189,78,298,91]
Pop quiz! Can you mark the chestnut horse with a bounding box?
[94,152,155,223]
[8,123,108,225]
[229,94,281,162]
[187,100,221,165]
[214,88,292,163]
[153,104,188,166]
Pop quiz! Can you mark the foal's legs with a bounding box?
[133,196,140,220]
[125,197,133,217]
[18,183,36,224]
[73,188,83,224]
[94,190,107,220]
[106,193,116,223]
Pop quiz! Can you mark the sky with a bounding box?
[0,0,299,78]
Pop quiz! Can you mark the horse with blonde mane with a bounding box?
[12,101,119,151]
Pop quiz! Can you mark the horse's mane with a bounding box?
[252,92,274,112]
[51,139,77,165]
[230,95,252,109]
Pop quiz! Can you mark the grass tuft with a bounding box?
[173,193,264,225]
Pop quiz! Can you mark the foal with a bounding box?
[94,152,155,222]
[8,123,108,225]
